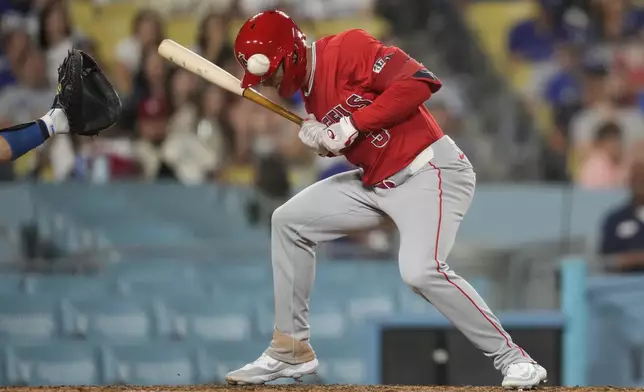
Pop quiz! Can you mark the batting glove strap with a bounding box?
[321,116,359,154]
[298,114,329,155]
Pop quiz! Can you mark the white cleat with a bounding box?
[502,363,548,389]
[225,353,319,385]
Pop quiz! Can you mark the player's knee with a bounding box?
[399,259,432,289]
[271,202,298,232]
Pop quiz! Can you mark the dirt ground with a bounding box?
[0,386,641,392]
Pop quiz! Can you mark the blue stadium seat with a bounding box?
[206,262,273,297]
[207,241,271,264]
[200,341,267,382]
[99,225,199,247]
[0,297,59,340]
[315,283,397,326]
[23,274,113,299]
[255,290,349,340]
[312,334,369,385]
[4,343,100,386]
[254,296,280,338]
[107,260,197,280]
[157,295,253,342]
[308,294,347,339]
[317,261,400,287]
[102,343,197,385]
[108,260,206,297]
[0,274,26,295]
[60,297,153,341]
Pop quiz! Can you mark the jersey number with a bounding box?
[320,94,392,149]
[367,129,390,148]
[346,94,391,148]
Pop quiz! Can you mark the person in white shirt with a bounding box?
[37,0,79,87]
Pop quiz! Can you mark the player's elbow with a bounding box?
[394,78,434,109]
[416,79,435,103]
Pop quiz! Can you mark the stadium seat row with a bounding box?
[1,260,414,298]
[0,340,367,386]
[0,283,452,342]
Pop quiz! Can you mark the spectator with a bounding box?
[540,44,584,181]
[64,133,140,183]
[38,0,79,87]
[541,104,577,182]
[315,154,354,182]
[133,47,169,103]
[114,9,165,94]
[577,121,629,189]
[247,153,291,228]
[0,0,39,38]
[291,0,375,20]
[195,85,232,172]
[569,57,644,162]
[237,0,295,17]
[0,49,53,127]
[543,43,584,110]
[165,67,199,135]
[507,0,569,94]
[135,97,176,181]
[425,84,498,180]
[135,96,218,184]
[611,24,644,101]
[74,36,104,67]
[120,46,170,130]
[587,0,644,47]
[194,11,234,66]
[599,159,644,272]
[0,28,31,91]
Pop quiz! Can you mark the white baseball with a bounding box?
[247,53,270,76]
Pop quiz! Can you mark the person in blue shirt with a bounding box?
[507,0,570,65]
[0,29,31,90]
[600,160,644,272]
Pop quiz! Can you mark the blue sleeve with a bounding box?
[507,21,527,54]
[0,121,50,161]
[543,75,559,104]
[600,215,619,255]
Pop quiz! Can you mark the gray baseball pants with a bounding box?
[264,136,533,374]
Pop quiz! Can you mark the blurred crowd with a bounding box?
[3,0,644,259]
[0,0,398,258]
[506,0,644,188]
[0,0,387,189]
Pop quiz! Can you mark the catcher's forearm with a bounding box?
[0,120,51,162]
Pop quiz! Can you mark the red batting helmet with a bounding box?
[234,10,308,98]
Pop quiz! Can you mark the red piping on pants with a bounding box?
[426,161,526,357]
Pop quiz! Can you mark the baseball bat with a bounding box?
[157,39,303,126]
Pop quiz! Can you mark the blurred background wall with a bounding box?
[0,0,643,387]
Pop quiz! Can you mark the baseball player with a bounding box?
[0,49,120,163]
[225,10,548,389]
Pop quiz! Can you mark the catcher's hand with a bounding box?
[54,49,121,136]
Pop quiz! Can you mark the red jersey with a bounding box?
[302,29,444,185]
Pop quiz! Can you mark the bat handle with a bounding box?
[242,89,304,126]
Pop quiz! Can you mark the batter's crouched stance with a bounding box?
[226,11,547,389]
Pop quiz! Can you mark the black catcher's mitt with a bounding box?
[54,49,121,136]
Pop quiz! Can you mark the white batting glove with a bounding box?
[319,116,359,155]
[298,113,331,156]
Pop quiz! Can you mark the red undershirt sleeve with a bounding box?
[339,30,442,132]
[351,78,433,132]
